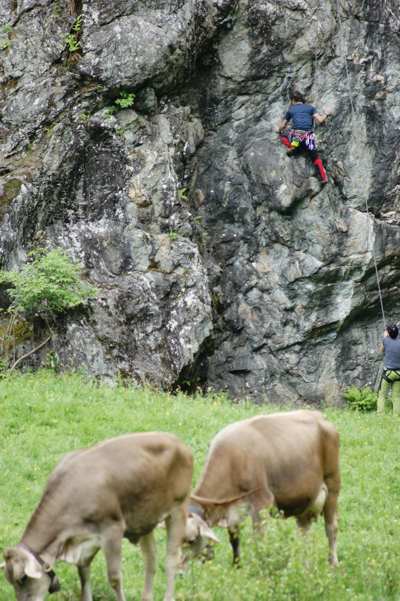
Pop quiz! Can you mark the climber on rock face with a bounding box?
[277,90,331,184]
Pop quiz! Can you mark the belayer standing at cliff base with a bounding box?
[277,90,331,184]
[377,324,400,415]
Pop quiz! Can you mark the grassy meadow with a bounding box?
[1,371,400,600]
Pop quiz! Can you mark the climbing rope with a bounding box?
[335,0,386,327]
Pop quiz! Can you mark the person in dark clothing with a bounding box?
[277,90,331,184]
[377,323,400,414]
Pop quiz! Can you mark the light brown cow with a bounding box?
[1,432,193,601]
[188,410,340,566]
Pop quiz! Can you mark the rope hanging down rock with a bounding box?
[335,0,386,327]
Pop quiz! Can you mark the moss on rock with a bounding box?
[0,317,32,356]
[0,179,22,218]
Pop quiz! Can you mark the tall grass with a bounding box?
[1,371,399,600]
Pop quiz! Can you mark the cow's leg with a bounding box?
[78,565,93,601]
[226,504,244,566]
[249,481,273,537]
[102,525,126,601]
[140,531,156,601]
[228,525,241,566]
[164,505,186,601]
[250,507,265,537]
[323,493,339,566]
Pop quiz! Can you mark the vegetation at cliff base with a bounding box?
[343,385,378,412]
[0,249,95,319]
[1,371,399,600]
[0,249,96,370]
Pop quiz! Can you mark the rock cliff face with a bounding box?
[1,0,400,402]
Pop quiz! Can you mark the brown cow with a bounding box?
[1,432,193,601]
[187,410,340,566]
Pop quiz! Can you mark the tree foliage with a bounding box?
[0,249,96,319]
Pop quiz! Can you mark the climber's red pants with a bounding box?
[279,134,328,183]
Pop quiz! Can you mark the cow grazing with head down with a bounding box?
[1,432,194,601]
[187,410,340,566]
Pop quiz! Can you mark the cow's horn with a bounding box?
[190,489,258,506]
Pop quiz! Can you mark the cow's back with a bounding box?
[25,433,193,539]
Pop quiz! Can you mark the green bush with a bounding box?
[0,249,96,320]
[343,385,377,412]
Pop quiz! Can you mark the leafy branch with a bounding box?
[0,249,96,371]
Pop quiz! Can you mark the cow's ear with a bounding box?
[3,548,16,561]
[24,554,44,579]
[199,523,220,544]
[0,562,5,570]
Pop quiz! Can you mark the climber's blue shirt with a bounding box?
[383,336,400,370]
[285,103,317,131]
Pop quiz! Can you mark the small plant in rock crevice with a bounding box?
[0,39,11,50]
[65,14,82,53]
[168,230,179,241]
[78,111,90,123]
[106,91,136,116]
[115,90,135,109]
[65,33,80,52]
[0,24,13,50]
[177,187,188,202]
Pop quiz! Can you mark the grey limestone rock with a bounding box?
[1,0,400,403]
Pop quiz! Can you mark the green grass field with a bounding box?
[1,371,399,600]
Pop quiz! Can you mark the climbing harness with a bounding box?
[335,0,386,327]
[284,129,317,151]
[382,369,400,383]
